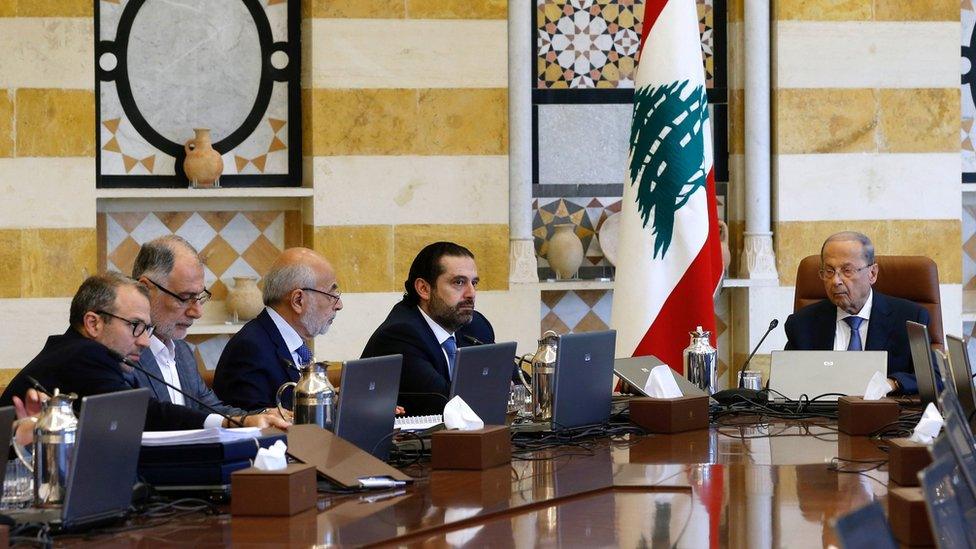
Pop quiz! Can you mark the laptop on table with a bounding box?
[334,355,402,460]
[767,350,887,403]
[945,334,976,428]
[8,389,150,532]
[613,356,713,401]
[450,341,518,426]
[906,321,941,408]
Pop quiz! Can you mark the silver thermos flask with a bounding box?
[277,361,336,430]
[531,330,559,421]
[13,389,78,507]
[683,326,718,394]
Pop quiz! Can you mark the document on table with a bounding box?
[141,427,263,446]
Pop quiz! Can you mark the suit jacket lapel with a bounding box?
[407,305,451,379]
[172,340,197,393]
[257,309,302,382]
[137,347,167,401]
[865,292,894,351]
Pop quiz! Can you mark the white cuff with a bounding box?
[204,414,225,430]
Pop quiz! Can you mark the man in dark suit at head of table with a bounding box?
[213,247,344,410]
[784,231,930,395]
[361,241,496,415]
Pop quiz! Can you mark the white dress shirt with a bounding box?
[149,335,224,429]
[418,306,456,380]
[266,306,310,368]
[833,290,873,351]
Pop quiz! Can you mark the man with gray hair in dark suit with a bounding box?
[131,235,267,417]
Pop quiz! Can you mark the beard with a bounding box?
[299,306,333,338]
[428,292,474,332]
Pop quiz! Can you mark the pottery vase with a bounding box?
[546,224,584,280]
[227,277,263,322]
[718,220,731,272]
[183,128,223,188]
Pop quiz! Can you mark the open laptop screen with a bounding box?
[335,355,402,460]
[450,342,518,426]
[945,335,976,426]
[906,321,940,408]
[552,330,615,429]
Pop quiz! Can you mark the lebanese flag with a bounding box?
[610,0,723,373]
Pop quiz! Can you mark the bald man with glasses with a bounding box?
[784,231,930,394]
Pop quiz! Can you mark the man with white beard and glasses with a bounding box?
[214,247,343,410]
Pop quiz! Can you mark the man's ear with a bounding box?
[414,278,432,302]
[81,311,102,338]
[288,288,305,314]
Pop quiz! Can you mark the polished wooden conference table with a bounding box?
[48,414,900,548]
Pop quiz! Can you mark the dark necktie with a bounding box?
[295,343,313,366]
[442,336,458,380]
[844,316,864,351]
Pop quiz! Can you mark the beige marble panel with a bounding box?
[313,225,395,293]
[0,158,95,228]
[0,229,21,297]
[16,89,95,157]
[878,88,959,153]
[0,18,93,89]
[310,155,508,226]
[729,88,744,155]
[0,90,10,157]
[305,0,405,18]
[774,89,877,154]
[0,298,71,374]
[774,22,958,89]
[774,0,872,21]
[308,19,507,88]
[406,0,506,19]
[416,88,508,155]
[775,153,960,222]
[874,0,958,21]
[773,220,961,285]
[22,228,96,298]
[12,0,91,16]
[393,224,510,291]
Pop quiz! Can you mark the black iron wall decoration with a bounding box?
[95,0,301,188]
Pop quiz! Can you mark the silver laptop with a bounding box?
[945,335,976,427]
[906,321,941,408]
[768,350,887,401]
[450,341,518,426]
[9,389,150,532]
[334,355,402,460]
[614,356,712,401]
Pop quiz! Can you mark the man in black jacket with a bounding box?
[0,273,288,431]
[784,231,930,394]
[362,242,496,415]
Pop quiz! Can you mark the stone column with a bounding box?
[508,0,539,283]
[739,0,778,279]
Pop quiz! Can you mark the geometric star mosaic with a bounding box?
[97,209,302,302]
[533,197,622,268]
[537,0,714,89]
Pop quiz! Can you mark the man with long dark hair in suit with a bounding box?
[362,242,495,415]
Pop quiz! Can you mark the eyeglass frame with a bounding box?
[146,278,212,308]
[817,264,875,281]
[95,310,155,338]
[301,287,342,305]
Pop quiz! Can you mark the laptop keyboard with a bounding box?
[394,414,443,431]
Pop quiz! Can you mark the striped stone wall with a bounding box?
[0,1,96,382]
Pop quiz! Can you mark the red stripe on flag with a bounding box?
[638,0,669,61]
[632,169,723,373]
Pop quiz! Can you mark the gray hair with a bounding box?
[69,272,149,329]
[821,231,875,265]
[132,235,201,281]
[262,263,317,306]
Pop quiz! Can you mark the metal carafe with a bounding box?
[683,326,718,394]
[531,330,559,421]
[277,361,335,430]
[13,389,78,507]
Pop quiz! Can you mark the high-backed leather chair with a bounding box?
[793,255,943,350]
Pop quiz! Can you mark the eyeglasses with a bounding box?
[818,264,874,280]
[302,286,342,305]
[146,279,211,308]
[96,310,155,337]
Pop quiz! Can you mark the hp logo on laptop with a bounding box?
[584,353,592,362]
[482,367,490,376]
[823,361,834,367]
[109,420,118,431]
[368,382,376,391]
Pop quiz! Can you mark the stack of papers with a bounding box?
[141,427,263,446]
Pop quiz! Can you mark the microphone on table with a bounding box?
[107,349,246,427]
[711,319,778,406]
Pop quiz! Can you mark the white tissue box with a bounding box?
[231,463,317,516]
